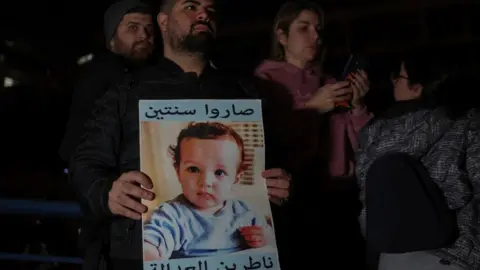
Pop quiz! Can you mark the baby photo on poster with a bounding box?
[139,99,280,270]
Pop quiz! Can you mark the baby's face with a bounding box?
[176,136,242,211]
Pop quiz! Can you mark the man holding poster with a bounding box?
[71,1,291,270]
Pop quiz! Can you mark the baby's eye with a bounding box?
[214,169,226,177]
[187,166,200,173]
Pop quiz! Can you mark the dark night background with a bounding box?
[0,0,478,269]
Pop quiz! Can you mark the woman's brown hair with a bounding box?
[270,1,325,64]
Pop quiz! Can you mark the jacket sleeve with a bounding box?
[355,122,376,206]
[466,113,480,207]
[69,85,124,219]
[452,113,480,266]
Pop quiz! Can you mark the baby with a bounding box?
[143,122,274,260]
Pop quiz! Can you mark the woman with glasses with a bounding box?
[356,50,480,270]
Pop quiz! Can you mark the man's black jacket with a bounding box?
[70,58,290,261]
[59,51,152,163]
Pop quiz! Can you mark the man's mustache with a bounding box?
[191,21,213,33]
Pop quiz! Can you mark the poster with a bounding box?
[140,99,280,270]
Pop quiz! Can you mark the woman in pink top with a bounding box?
[255,1,372,180]
[254,2,372,268]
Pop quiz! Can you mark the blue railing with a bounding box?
[0,253,83,264]
[0,198,84,265]
[0,199,82,218]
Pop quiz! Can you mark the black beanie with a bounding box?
[103,0,152,45]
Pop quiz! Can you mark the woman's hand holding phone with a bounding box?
[305,81,352,113]
[347,69,370,108]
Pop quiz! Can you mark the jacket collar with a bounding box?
[98,50,153,70]
[379,99,427,118]
[157,57,218,80]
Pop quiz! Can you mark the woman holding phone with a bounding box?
[255,1,372,179]
[254,1,372,267]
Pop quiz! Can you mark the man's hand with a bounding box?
[240,225,266,248]
[108,171,155,220]
[262,168,290,205]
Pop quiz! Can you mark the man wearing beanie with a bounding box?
[59,1,155,270]
[60,0,154,165]
[71,0,292,269]
[103,0,155,60]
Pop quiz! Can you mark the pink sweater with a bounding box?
[255,60,373,177]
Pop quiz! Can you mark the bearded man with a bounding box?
[70,1,292,269]
[60,0,155,164]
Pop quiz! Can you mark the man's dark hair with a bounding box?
[128,6,152,14]
[160,0,175,13]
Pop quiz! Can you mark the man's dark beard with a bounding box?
[170,24,214,54]
[112,36,152,60]
[129,41,154,60]
[182,32,214,54]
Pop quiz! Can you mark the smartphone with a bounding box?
[335,54,369,109]
[339,54,369,80]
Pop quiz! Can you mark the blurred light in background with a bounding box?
[3,77,16,87]
[77,53,94,65]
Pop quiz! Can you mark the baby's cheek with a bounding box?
[216,182,233,198]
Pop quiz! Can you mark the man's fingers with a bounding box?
[268,188,289,199]
[119,171,153,189]
[122,182,155,200]
[109,171,155,220]
[110,201,142,220]
[266,178,289,189]
[115,193,148,214]
[261,168,284,178]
